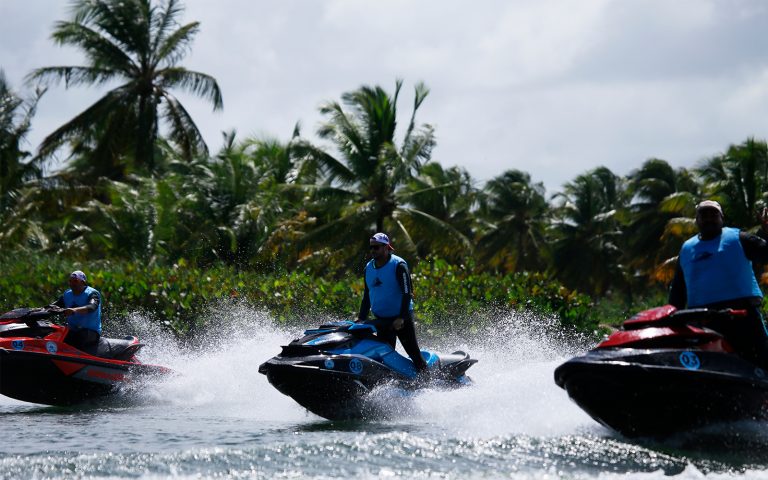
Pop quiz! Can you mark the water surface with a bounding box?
[2,306,768,479]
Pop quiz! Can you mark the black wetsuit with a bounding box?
[358,261,428,371]
[669,229,768,368]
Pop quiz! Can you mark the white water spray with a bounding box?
[0,302,603,436]
[116,302,603,437]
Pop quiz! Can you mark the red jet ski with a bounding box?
[0,307,170,406]
[555,305,768,437]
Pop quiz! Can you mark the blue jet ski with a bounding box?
[258,321,477,420]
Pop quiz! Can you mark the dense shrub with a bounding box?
[0,253,598,337]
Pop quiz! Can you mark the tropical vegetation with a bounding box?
[3,0,768,336]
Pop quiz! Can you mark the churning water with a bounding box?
[3,303,768,479]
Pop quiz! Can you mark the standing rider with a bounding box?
[669,200,768,367]
[357,233,428,372]
[50,270,102,354]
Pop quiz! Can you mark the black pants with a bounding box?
[708,306,768,369]
[365,315,427,370]
[65,328,100,355]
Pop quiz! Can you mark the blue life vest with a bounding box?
[365,254,414,318]
[679,227,763,308]
[62,286,102,334]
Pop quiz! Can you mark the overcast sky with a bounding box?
[3,0,768,192]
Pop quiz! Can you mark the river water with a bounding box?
[2,305,768,479]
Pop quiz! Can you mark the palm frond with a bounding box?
[37,85,133,158]
[402,81,428,148]
[154,22,200,67]
[150,0,185,56]
[159,68,222,110]
[28,66,122,88]
[160,92,207,159]
[292,140,356,185]
[395,207,473,253]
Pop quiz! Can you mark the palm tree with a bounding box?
[29,0,222,179]
[399,163,477,261]
[697,138,768,229]
[61,154,222,263]
[475,169,549,273]
[0,72,48,251]
[550,166,627,296]
[209,130,308,266]
[623,159,700,280]
[0,71,44,213]
[295,80,469,266]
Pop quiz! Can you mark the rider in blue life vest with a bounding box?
[669,200,768,367]
[50,270,102,354]
[357,232,428,372]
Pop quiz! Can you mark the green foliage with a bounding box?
[0,253,598,338]
[549,166,627,296]
[413,258,596,333]
[291,80,470,268]
[591,287,670,328]
[698,138,768,228]
[11,0,768,332]
[29,0,223,178]
[0,71,44,214]
[475,169,549,273]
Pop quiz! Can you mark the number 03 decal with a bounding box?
[679,351,701,370]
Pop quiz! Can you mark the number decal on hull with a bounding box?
[349,358,363,374]
[679,351,701,370]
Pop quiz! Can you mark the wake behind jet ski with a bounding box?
[555,305,768,437]
[0,307,170,406]
[259,321,477,420]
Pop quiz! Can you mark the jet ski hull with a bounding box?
[259,321,477,420]
[260,354,405,420]
[0,307,171,407]
[555,348,768,437]
[0,348,167,406]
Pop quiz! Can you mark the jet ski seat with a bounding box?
[95,336,144,361]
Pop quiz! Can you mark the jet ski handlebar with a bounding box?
[0,306,66,325]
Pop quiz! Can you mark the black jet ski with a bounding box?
[259,321,477,420]
[0,307,171,406]
[555,305,768,437]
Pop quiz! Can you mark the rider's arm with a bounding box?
[50,296,65,308]
[395,262,413,319]
[80,291,100,313]
[668,261,687,309]
[357,281,371,322]
[739,230,768,263]
[66,291,100,315]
